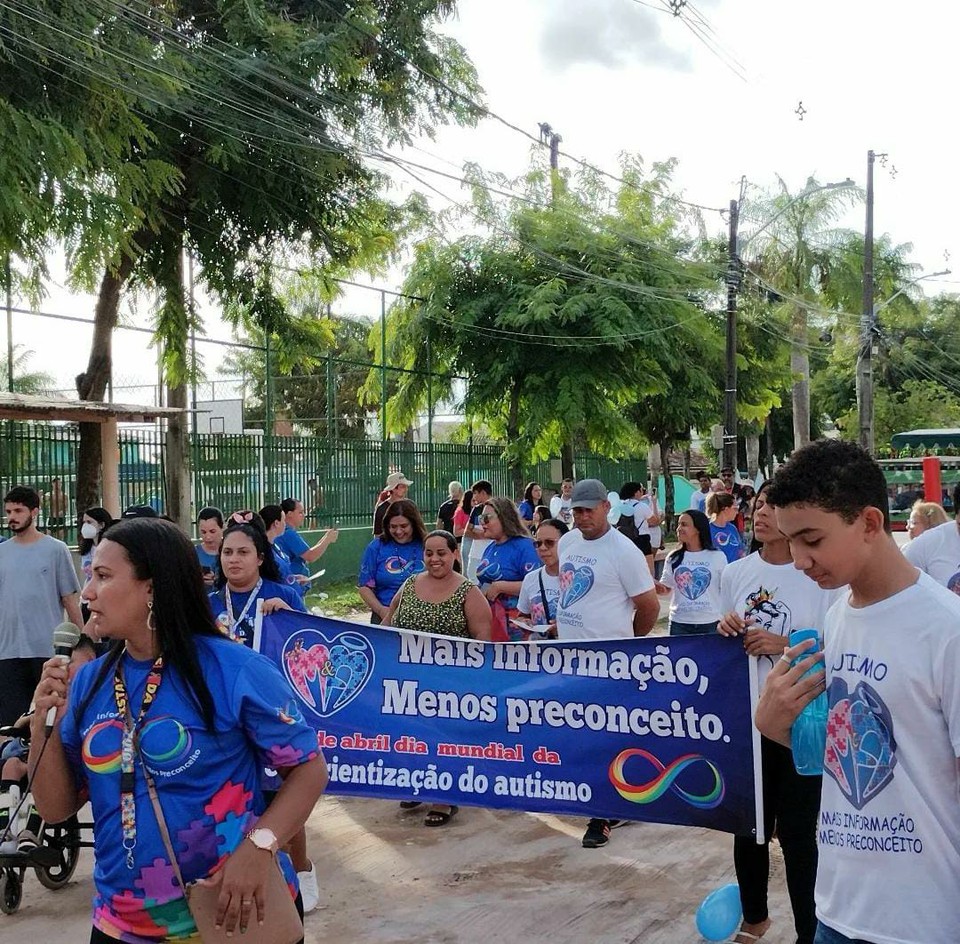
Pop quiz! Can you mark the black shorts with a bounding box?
[0,658,47,727]
[635,535,653,557]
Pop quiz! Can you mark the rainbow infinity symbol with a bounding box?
[609,748,725,809]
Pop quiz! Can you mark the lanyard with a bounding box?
[224,579,262,640]
[113,655,164,869]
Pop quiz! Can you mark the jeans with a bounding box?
[734,737,821,944]
[813,922,871,944]
[669,620,719,636]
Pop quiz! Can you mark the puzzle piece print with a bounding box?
[215,810,249,857]
[175,816,221,876]
[135,858,180,905]
[205,781,252,821]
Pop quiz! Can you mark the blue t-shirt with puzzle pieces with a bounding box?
[60,635,319,942]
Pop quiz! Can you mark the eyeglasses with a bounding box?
[480,513,497,522]
[534,539,557,548]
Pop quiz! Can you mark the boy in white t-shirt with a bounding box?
[757,439,960,944]
[902,488,960,593]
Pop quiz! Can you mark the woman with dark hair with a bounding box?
[357,499,427,624]
[475,497,540,641]
[531,504,552,530]
[195,506,224,587]
[28,517,327,942]
[79,507,113,583]
[716,481,843,944]
[384,530,491,826]
[517,518,569,638]
[655,509,726,635]
[260,504,297,586]
[517,482,543,531]
[209,522,305,646]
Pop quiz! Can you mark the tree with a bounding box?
[836,380,960,449]
[743,177,862,449]
[9,346,56,396]
[222,315,374,439]
[1,0,480,520]
[371,156,718,494]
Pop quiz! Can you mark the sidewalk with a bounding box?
[4,796,797,943]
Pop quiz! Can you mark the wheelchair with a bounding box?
[0,723,95,915]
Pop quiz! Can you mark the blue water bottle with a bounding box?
[788,628,827,776]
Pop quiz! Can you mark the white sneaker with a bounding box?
[297,862,319,914]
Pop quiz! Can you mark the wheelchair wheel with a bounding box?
[0,869,22,915]
[35,821,80,890]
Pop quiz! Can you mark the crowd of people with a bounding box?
[3,442,960,943]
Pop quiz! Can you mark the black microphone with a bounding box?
[44,622,82,737]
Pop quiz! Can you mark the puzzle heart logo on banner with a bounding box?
[823,679,897,811]
[282,630,376,718]
[674,565,712,601]
[559,563,595,608]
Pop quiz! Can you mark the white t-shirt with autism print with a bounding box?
[555,527,654,640]
[660,548,727,624]
[720,551,843,688]
[815,572,960,944]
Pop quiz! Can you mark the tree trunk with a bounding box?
[506,380,523,499]
[74,256,136,511]
[791,308,810,450]
[560,441,574,481]
[746,432,761,481]
[163,248,191,532]
[165,381,191,530]
[74,230,154,512]
[659,438,674,528]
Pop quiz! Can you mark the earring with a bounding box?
[147,600,157,633]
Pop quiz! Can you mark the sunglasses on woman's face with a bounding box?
[534,538,557,548]
[480,513,497,522]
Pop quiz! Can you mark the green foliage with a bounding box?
[371,154,725,464]
[836,380,960,450]
[1,0,482,383]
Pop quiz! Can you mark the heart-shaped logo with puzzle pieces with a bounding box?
[823,679,897,811]
[673,564,712,601]
[281,629,376,719]
[559,562,595,608]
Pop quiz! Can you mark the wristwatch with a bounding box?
[246,827,279,855]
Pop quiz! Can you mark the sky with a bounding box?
[15,0,960,397]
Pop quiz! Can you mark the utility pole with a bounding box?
[857,150,879,455]
[539,121,574,480]
[723,199,740,472]
[539,122,562,199]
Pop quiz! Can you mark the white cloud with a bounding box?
[539,0,692,72]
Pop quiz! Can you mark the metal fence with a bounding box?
[1,422,648,541]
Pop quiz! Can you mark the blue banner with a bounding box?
[259,611,759,836]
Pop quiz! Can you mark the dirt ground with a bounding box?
[2,792,799,944]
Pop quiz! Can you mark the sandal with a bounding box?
[424,806,459,827]
[399,801,423,810]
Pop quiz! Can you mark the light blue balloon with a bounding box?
[695,883,742,942]
[606,490,623,524]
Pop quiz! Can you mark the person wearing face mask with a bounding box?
[79,507,114,583]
